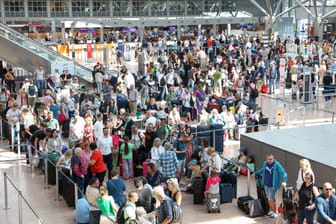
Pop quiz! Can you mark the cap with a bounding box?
[164,142,173,151]
[74,110,79,115]
[239,147,247,153]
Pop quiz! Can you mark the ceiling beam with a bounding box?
[273,0,283,17]
[247,0,271,17]
[312,0,318,18]
[275,0,310,19]
[265,0,273,16]
[295,0,316,18]
[321,8,336,20]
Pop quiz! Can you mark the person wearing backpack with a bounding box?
[116,191,138,224]
[153,185,182,224]
[25,79,38,109]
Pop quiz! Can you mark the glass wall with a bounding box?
[112,1,129,16]
[186,0,202,16]
[168,0,185,16]
[28,0,47,17]
[72,0,90,17]
[93,0,110,17]
[151,0,167,16]
[132,0,148,17]
[51,0,69,17]
[4,0,25,17]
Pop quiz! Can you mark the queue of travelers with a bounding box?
[1,31,336,224]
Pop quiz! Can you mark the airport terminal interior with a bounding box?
[1,0,336,224]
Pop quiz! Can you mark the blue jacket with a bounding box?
[316,194,336,224]
[255,160,287,191]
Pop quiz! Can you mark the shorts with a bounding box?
[264,186,276,200]
[177,159,186,175]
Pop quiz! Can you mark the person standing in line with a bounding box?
[97,127,113,179]
[294,172,319,224]
[296,159,315,191]
[120,136,135,179]
[159,142,179,181]
[128,84,138,116]
[255,154,288,219]
[34,65,45,97]
[316,182,336,224]
[89,142,107,185]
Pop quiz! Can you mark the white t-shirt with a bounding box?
[93,120,104,139]
[97,135,113,155]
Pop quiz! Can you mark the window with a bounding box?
[186,0,202,16]
[51,0,69,17]
[4,0,25,17]
[204,0,219,14]
[151,0,167,16]
[112,0,129,16]
[72,0,90,17]
[28,0,47,17]
[132,0,148,17]
[168,0,185,16]
[93,0,110,17]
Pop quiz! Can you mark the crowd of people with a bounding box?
[1,30,336,223]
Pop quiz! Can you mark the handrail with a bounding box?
[3,172,44,224]
[316,108,336,124]
[0,22,93,82]
[287,105,306,128]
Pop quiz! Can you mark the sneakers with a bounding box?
[267,211,278,219]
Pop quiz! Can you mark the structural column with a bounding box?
[227,23,231,36]
[313,20,323,41]
[100,25,104,43]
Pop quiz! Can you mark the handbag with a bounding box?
[32,154,39,168]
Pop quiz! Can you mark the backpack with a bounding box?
[160,76,166,87]
[28,85,36,96]
[198,91,205,101]
[116,201,130,224]
[251,87,259,98]
[171,200,183,223]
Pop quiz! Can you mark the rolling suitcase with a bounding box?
[142,159,150,177]
[219,183,233,203]
[236,168,264,217]
[255,174,269,214]
[193,176,204,204]
[211,124,224,153]
[220,170,237,198]
[207,193,221,213]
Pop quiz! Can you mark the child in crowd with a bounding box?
[204,170,221,199]
[111,129,120,170]
[185,159,201,192]
[246,155,255,175]
[276,199,297,224]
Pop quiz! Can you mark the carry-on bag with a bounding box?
[207,193,221,213]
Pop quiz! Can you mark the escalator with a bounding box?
[0,22,92,83]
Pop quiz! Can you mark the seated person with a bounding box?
[146,162,163,188]
[146,97,159,114]
[185,159,201,192]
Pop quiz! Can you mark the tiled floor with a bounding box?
[0,90,335,223]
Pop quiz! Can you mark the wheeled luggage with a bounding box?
[220,169,237,198]
[219,183,233,203]
[207,193,221,213]
[255,174,269,214]
[210,124,224,153]
[236,168,264,217]
[142,159,150,177]
[193,176,204,204]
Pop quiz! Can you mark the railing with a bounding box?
[3,172,44,224]
[287,105,306,128]
[0,22,93,82]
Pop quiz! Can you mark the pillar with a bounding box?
[177,25,181,40]
[313,20,323,42]
[127,28,132,42]
[227,23,231,36]
[139,26,144,43]
[100,25,104,43]
[198,24,201,37]
[213,24,217,36]
[61,24,66,44]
